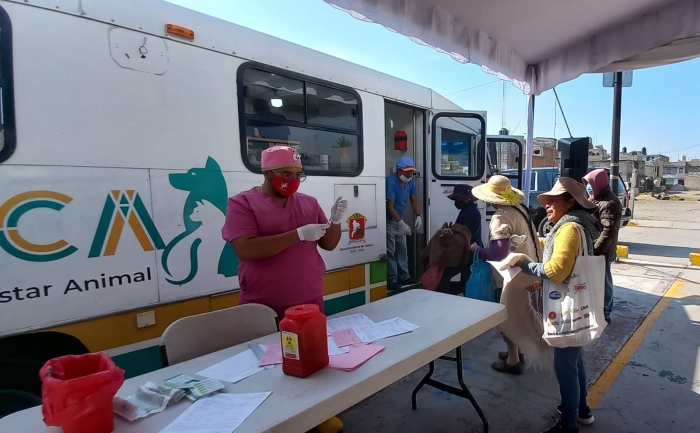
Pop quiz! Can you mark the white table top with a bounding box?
[0,290,505,433]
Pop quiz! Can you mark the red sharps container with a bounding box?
[279,304,329,378]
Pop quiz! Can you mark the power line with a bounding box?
[445,79,501,96]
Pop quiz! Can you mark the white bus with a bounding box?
[0,0,523,377]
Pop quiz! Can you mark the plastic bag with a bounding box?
[465,249,496,302]
[41,353,125,433]
[420,266,444,291]
[542,225,607,348]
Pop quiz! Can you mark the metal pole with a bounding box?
[610,71,623,195]
[523,95,535,206]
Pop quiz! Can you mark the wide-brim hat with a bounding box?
[537,176,597,210]
[472,175,525,206]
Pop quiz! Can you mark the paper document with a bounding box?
[352,317,420,343]
[330,329,362,347]
[196,349,264,383]
[327,335,350,355]
[326,313,375,333]
[328,344,385,371]
[159,392,272,433]
[487,258,522,283]
[259,344,282,367]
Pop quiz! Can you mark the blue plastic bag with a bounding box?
[465,248,496,302]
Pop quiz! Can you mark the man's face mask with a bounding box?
[269,171,303,197]
[454,200,469,210]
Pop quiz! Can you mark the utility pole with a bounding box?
[610,71,623,195]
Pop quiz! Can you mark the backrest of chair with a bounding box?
[160,303,278,366]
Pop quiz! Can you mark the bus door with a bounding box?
[427,111,487,244]
[485,135,525,229]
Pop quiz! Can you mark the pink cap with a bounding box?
[261,146,302,171]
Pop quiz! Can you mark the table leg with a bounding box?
[410,346,489,433]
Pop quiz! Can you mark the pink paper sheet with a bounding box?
[330,329,362,347]
[327,344,385,371]
[259,344,282,367]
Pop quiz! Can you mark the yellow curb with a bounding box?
[588,281,686,409]
[627,221,639,227]
[616,245,629,258]
[690,252,700,266]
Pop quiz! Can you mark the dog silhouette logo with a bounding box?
[161,157,239,286]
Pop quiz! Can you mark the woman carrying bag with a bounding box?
[515,177,603,433]
[469,175,543,374]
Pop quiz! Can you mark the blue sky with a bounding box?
[167,0,700,159]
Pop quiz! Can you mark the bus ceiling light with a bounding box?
[166,24,195,40]
[270,98,283,108]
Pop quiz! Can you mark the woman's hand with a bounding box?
[514,258,529,268]
[470,242,478,253]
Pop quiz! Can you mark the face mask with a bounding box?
[454,201,468,210]
[398,174,410,183]
[586,184,594,197]
[271,175,300,197]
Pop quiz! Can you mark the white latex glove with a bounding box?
[414,215,423,231]
[330,196,348,224]
[297,223,330,242]
[397,220,412,236]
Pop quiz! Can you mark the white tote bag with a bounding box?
[541,225,607,348]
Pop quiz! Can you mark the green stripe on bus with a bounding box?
[369,261,387,284]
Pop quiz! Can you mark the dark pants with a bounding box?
[554,346,589,429]
[436,264,471,295]
[604,260,614,320]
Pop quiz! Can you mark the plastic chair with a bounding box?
[160,303,278,366]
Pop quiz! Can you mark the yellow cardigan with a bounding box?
[543,223,581,284]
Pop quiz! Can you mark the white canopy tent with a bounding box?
[323,0,700,199]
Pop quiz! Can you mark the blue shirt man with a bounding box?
[385,156,421,289]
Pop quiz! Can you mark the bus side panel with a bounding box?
[0,165,159,335]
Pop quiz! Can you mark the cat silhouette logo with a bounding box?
[160,157,239,286]
[347,212,367,242]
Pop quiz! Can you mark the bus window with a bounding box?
[238,66,362,176]
[432,114,484,180]
[0,6,15,164]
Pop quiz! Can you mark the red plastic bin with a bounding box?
[40,353,124,433]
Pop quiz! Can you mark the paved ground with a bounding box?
[339,262,681,432]
[339,196,700,432]
[618,193,700,265]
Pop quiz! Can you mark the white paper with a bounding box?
[487,258,522,283]
[326,313,375,333]
[352,317,420,343]
[327,336,350,355]
[159,392,272,433]
[196,349,264,383]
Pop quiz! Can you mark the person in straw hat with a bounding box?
[514,177,602,433]
[470,175,543,374]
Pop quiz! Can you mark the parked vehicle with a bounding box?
[502,167,633,236]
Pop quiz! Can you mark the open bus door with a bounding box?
[486,136,525,188]
[427,110,487,244]
[485,136,525,228]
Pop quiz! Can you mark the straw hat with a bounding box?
[471,175,525,206]
[537,177,597,210]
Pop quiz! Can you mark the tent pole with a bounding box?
[610,71,623,195]
[523,95,535,206]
